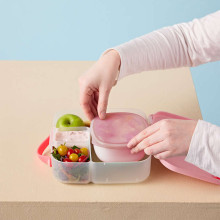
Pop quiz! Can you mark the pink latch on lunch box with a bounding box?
[149,111,220,185]
[37,136,52,167]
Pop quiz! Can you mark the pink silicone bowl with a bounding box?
[92,144,145,162]
[91,111,148,162]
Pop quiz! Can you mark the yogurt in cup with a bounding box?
[91,111,148,162]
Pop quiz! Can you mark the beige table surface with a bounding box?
[0,61,219,220]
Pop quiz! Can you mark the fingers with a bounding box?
[79,82,110,121]
[94,91,99,104]
[79,85,96,121]
[97,86,110,120]
[130,133,164,154]
[127,122,161,148]
[91,94,98,108]
[129,135,170,159]
[143,141,166,155]
[82,97,98,121]
[90,101,98,118]
[81,102,95,121]
[88,93,98,117]
[154,151,171,160]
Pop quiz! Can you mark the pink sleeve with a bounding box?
[108,10,220,80]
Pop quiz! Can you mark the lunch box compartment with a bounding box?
[49,127,91,184]
[91,155,151,184]
[49,125,151,184]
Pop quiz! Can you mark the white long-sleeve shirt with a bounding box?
[106,11,220,177]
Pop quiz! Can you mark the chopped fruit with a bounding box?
[63,158,72,162]
[78,155,88,162]
[52,145,90,163]
[80,148,89,156]
[69,153,79,162]
[57,144,68,156]
[67,148,74,158]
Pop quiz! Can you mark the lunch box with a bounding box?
[37,109,220,185]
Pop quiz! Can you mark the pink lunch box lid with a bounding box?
[91,112,148,149]
[150,111,220,185]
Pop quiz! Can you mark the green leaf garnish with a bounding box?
[52,152,61,161]
[71,145,80,150]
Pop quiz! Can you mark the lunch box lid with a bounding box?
[90,112,148,149]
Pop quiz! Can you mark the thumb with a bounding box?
[98,87,110,120]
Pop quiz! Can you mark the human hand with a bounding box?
[127,119,198,159]
[78,50,121,121]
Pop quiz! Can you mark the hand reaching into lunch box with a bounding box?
[78,50,120,121]
[127,119,198,159]
[79,11,220,177]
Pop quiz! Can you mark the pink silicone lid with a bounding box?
[91,112,148,148]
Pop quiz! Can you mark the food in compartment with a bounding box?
[56,161,90,183]
[57,144,68,156]
[69,153,78,162]
[83,120,91,127]
[52,145,90,163]
[56,114,84,128]
[72,148,80,154]
[67,148,74,157]
[78,155,88,162]
[79,147,89,156]
[55,130,90,142]
[52,145,90,183]
[62,158,72,162]
[52,113,92,183]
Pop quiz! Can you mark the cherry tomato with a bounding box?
[78,155,88,162]
[63,158,72,162]
[69,153,79,162]
[67,149,74,158]
[80,148,89,156]
[57,145,68,156]
[73,148,80,154]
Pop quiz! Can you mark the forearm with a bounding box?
[109,11,220,80]
[185,120,220,177]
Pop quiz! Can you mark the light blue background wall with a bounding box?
[0,0,220,124]
[191,62,220,125]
